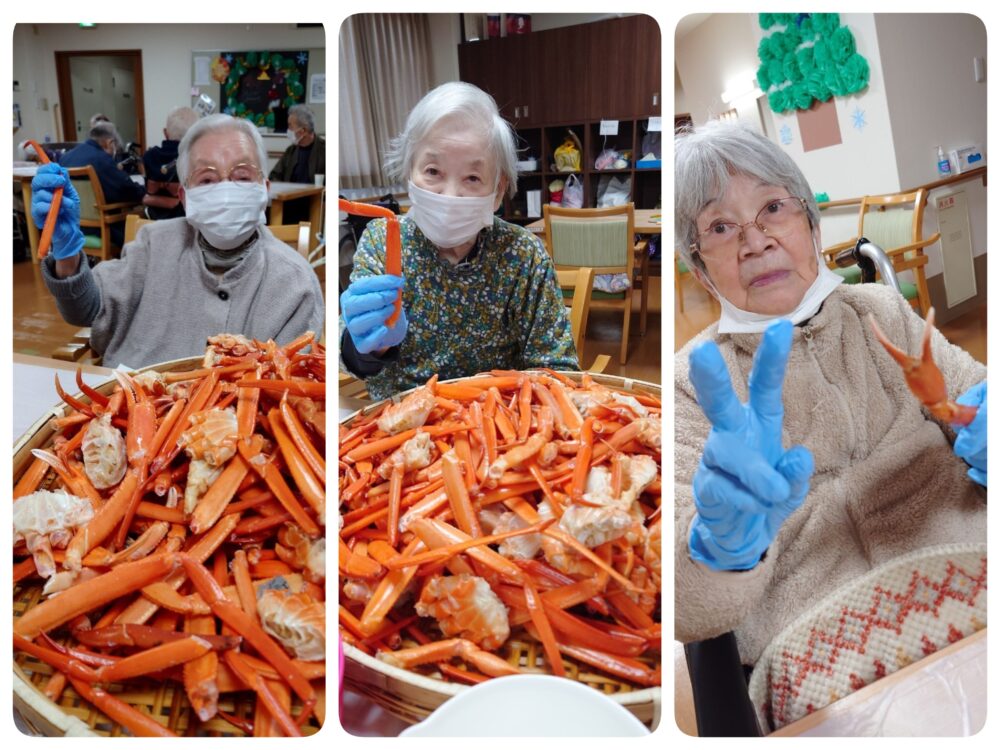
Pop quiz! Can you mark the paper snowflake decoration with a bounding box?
[779,124,793,146]
[224,53,233,63]
[852,107,867,132]
[297,52,307,65]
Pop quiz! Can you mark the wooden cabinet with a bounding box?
[458,16,662,220]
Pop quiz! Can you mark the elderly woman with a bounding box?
[673,121,987,671]
[32,113,324,368]
[340,82,577,400]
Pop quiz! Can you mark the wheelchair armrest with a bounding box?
[683,632,762,736]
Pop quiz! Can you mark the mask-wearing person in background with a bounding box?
[672,120,987,682]
[269,104,325,186]
[338,81,579,401]
[30,114,324,369]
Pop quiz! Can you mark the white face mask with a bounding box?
[184,182,268,250]
[407,181,496,249]
[286,129,300,145]
[708,235,844,334]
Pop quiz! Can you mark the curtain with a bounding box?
[339,15,433,190]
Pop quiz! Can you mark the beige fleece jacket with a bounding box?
[674,284,987,666]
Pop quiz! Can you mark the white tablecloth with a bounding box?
[13,361,111,441]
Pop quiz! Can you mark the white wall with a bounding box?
[12,23,326,161]
[876,13,987,275]
[427,14,461,86]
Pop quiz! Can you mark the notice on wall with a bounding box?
[647,116,662,132]
[599,120,619,136]
[797,99,842,152]
[193,56,212,86]
[309,74,325,104]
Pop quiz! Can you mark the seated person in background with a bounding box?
[89,113,128,164]
[269,104,325,184]
[31,113,325,369]
[142,106,200,219]
[59,121,146,248]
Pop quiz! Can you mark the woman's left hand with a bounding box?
[954,380,987,486]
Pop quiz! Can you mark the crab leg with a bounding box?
[224,650,301,737]
[869,308,978,426]
[64,471,140,570]
[280,394,325,477]
[184,614,221,721]
[189,437,259,534]
[267,408,325,514]
[238,439,320,536]
[408,518,524,584]
[442,451,482,537]
[377,638,519,677]
[359,537,425,635]
[16,553,177,639]
[177,554,316,718]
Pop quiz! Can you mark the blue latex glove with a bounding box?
[340,274,408,354]
[954,380,987,486]
[30,163,84,260]
[688,320,815,571]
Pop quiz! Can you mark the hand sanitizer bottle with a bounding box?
[937,145,952,177]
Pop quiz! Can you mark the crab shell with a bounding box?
[81,414,127,490]
[257,588,325,661]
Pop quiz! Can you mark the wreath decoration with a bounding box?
[217,50,308,129]
[757,13,869,114]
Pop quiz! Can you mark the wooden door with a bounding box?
[534,25,590,124]
[55,49,145,149]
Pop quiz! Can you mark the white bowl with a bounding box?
[398,675,650,737]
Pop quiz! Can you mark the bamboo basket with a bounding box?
[340,371,663,731]
[13,357,324,737]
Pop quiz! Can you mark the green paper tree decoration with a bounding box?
[757,13,869,114]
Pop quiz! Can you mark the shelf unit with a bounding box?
[458,15,662,223]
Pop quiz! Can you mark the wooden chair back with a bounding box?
[124,214,154,244]
[268,222,312,258]
[66,165,132,261]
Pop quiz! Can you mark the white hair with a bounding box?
[177,114,267,185]
[164,106,199,141]
[288,104,316,133]
[384,82,518,199]
[675,120,820,273]
[89,121,119,144]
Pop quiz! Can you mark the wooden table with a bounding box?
[269,181,324,251]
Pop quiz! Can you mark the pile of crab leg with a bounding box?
[13,333,326,737]
[339,371,662,689]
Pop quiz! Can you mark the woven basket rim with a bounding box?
[339,369,663,711]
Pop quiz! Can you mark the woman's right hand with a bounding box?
[340,274,407,354]
[687,320,814,571]
[30,163,84,260]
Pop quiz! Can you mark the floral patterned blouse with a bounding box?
[350,216,579,400]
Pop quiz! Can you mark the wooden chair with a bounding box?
[124,214,153,244]
[268,221,313,259]
[822,189,939,315]
[556,267,611,373]
[67,165,135,261]
[542,203,646,365]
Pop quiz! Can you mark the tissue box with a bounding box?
[948,145,985,174]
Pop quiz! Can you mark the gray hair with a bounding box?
[89,121,120,144]
[675,120,819,272]
[288,104,315,133]
[164,106,199,141]
[384,82,518,199]
[89,113,110,129]
[177,114,268,185]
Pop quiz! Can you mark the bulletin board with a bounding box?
[191,47,325,134]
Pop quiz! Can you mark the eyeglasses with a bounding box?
[692,197,808,259]
[186,163,263,188]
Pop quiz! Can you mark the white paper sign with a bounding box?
[647,116,662,132]
[599,120,619,136]
[193,56,212,86]
[309,74,326,104]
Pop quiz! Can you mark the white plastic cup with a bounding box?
[315,174,325,187]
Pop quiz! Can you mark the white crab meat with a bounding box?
[81,413,127,490]
[377,386,436,435]
[14,490,94,578]
[415,574,510,650]
[495,512,542,560]
[377,431,434,479]
[570,387,649,419]
[180,408,238,514]
[203,334,258,367]
[257,587,325,661]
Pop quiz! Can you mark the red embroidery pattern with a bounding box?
[752,552,986,730]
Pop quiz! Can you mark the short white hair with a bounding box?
[177,114,267,185]
[288,104,315,133]
[89,121,119,144]
[384,82,518,199]
[164,106,199,141]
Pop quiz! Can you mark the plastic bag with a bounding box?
[554,131,582,172]
[596,175,631,208]
[563,174,584,209]
[595,148,619,170]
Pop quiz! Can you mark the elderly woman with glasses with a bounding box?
[32,113,324,368]
[673,120,987,671]
[339,82,577,400]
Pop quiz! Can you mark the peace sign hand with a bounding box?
[687,320,814,571]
